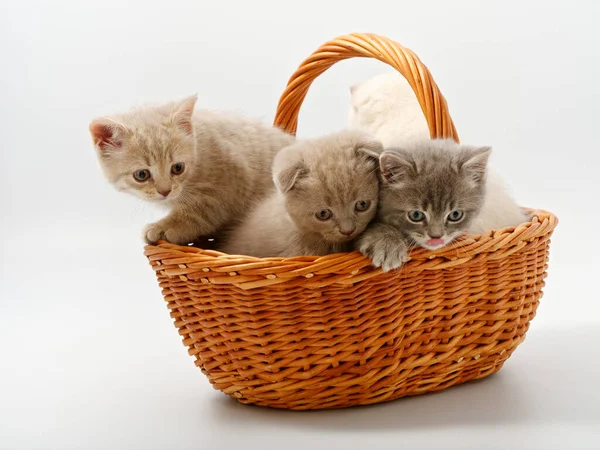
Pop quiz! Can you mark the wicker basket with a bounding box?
[144,33,558,410]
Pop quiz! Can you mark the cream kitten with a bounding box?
[349,73,529,235]
[90,95,295,245]
[219,131,383,258]
[356,139,491,271]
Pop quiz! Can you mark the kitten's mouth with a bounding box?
[329,233,357,243]
[416,232,462,251]
[426,238,445,247]
[343,231,361,241]
[421,242,445,251]
[414,237,448,251]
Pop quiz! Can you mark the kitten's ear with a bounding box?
[89,118,129,155]
[275,162,307,194]
[379,151,415,185]
[460,146,492,186]
[171,94,197,135]
[354,135,384,161]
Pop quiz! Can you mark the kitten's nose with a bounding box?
[341,228,356,236]
[429,232,443,239]
[158,189,171,197]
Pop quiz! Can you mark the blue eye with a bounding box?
[408,210,425,222]
[447,210,464,222]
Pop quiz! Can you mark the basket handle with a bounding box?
[273,33,459,142]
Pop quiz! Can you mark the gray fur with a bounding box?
[356,139,491,271]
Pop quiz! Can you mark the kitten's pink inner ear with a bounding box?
[89,121,121,152]
[172,94,198,135]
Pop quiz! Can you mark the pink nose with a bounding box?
[158,189,171,197]
[426,238,445,247]
[341,228,356,236]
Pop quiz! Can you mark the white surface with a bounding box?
[1,0,599,449]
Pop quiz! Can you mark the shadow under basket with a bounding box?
[144,33,558,410]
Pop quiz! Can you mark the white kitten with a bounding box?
[349,73,529,235]
[349,73,430,146]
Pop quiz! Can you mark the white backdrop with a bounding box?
[1,0,599,449]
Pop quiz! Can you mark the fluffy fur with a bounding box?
[349,73,430,146]
[356,139,491,271]
[219,131,383,257]
[349,73,529,236]
[90,95,295,244]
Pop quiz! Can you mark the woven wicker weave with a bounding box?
[144,33,558,410]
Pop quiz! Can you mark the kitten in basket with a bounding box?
[355,140,492,271]
[219,130,383,257]
[89,95,295,245]
[350,73,530,271]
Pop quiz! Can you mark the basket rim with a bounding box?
[144,208,557,288]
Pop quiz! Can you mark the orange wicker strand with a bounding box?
[274,33,459,141]
[144,33,558,410]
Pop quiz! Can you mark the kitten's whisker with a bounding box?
[448,240,460,259]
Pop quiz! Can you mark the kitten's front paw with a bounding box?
[356,231,409,272]
[144,219,194,245]
[144,222,165,244]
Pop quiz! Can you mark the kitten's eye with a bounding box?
[354,200,371,212]
[407,210,426,222]
[133,169,151,182]
[447,210,464,222]
[171,162,185,175]
[315,209,333,221]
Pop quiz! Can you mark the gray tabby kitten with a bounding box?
[89,95,295,244]
[220,131,383,257]
[356,139,491,271]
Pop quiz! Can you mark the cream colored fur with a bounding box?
[90,95,295,244]
[220,130,383,257]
